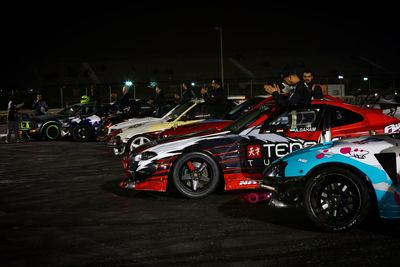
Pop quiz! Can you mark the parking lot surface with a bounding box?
[1,141,400,266]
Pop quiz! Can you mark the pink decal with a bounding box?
[340,147,351,154]
[316,153,325,159]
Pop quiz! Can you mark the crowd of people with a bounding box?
[5,66,323,143]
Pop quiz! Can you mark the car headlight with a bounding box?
[133,151,157,162]
[263,160,287,178]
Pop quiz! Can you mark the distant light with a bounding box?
[191,82,196,86]
[338,75,344,79]
[363,77,369,81]
[374,93,378,97]
[125,80,133,87]
[395,92,398,95]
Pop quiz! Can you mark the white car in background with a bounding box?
[109,96,247,155]
[109,99,211,155]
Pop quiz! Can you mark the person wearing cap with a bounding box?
[303,68,323,99]
[265,68,312,108]
[180,81,196,104]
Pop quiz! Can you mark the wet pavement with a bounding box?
[1,140,400,266]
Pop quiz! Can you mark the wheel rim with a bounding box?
[309,173,362,227]
[77,127,88,140]
[179,159,213,192]
[130,136,151,151]
[46,125,60,140]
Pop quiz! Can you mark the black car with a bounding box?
[20,103,96,140]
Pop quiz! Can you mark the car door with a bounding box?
[174,102,210,127]
[242,106,324,173]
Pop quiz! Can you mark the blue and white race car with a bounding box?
[262,133,400,231]
[62,114,102,141]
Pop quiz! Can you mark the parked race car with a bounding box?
[19,102,95,140]
[141,96,270,144]
[120,97,400,198]
[109,96,249,155]
[262,133,400,231]
[61,114,103,141]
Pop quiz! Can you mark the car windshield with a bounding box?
[223,104,272,134]
[226,97,266,120]
[163,101,195,121]
[58,105,82,116]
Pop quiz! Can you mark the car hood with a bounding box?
[110,116,162,131]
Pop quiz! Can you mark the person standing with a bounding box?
[303,68,323,99]
[181,81,196,104]
[118,86,131,112]
[6,95,22,143]
[200,79,227,119]
[32,93,48,116]
[154,84,167,117]
[265,68,312,108]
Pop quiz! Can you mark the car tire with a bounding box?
[72,124,93,142]
[127,135,152,153]
[304,167,371,232]
[43,124,61,140]
[172,151,220,198]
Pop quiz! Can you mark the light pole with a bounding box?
[215,26,224,87]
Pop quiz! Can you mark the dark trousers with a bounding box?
[7,120,20,142]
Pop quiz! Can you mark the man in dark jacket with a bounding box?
[265,68,312,108]
[303,68,323,99]
[32,93,48,116]
[154,84,167,117]
[118,86,131,112]
[201,79,227,119]
[181,81,196,104]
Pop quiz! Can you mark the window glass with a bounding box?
[265,108,321,131]
[328,106,363,127]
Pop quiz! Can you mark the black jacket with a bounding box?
[272,81,312,108]
[181,88,195,104]
[203,87,227,119]
[305,82,323,99]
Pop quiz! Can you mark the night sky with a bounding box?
[2,2,399,89]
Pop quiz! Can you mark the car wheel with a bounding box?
[172,151,220,198]
[304,167,371,232]
[43,124,61,140]
[128,135,152,152]
[73,124,93,142]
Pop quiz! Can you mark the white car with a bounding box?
[107,106,177,135]
[110,99,211,155]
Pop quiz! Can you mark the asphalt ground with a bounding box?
[1,139,400,267]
